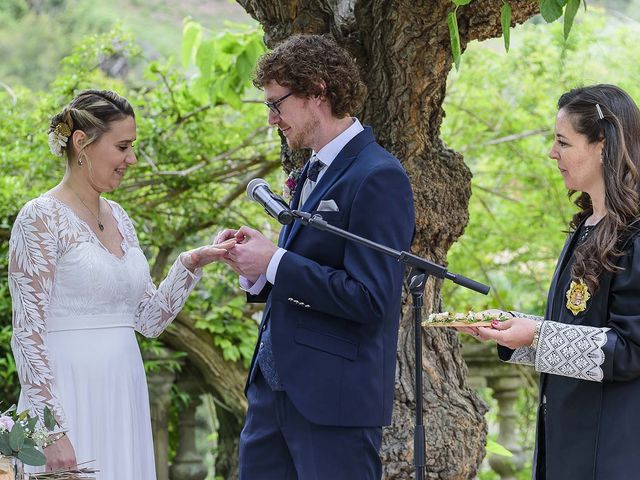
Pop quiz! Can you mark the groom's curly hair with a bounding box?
[253,34,366,118]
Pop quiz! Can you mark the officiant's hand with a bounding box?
[44,434,77,471]
[181,238,236,271]
[476,316,537,349]
[219,226,277,282]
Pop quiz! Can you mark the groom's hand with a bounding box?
[224,226,277,280]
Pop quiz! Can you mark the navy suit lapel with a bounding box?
[280,162,311,246]
[284,127,375,249]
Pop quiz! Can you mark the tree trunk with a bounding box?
[161,315,247,476]
[236,1,539,477]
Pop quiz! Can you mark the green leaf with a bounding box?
[563,0,581,39]
[452,0,473,5]
[181,20,203,70]
[26,416,37,432]
[43,405,56,431]
[235,50,254,88]
[0,433,13,455]
[500,2,512,52]
[448,10,461,71]
[486,438,514,457]
[195,40,217,81]
[8,421,24,451]
[540,0,564,23]
[17,445,47,466]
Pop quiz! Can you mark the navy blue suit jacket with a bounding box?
[247,126,415,427]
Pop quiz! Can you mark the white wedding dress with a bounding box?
[9,195,201,480]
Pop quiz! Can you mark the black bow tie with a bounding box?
[307,159,324,182]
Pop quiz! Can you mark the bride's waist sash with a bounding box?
[47,313,136,333]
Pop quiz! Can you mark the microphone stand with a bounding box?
[290,210,489,480]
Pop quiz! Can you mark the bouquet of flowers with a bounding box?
[0,405,96,480]
[423,310,509,327]
[0,405,57,467]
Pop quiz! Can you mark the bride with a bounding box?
[9,90,232,479]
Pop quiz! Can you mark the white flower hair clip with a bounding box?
[48,122,72,157]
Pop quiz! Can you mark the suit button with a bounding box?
[262,325,267,331]
[260,342,264,348]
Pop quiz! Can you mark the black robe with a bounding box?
[500,223,640,480]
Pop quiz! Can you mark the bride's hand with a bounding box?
[181,238,236,270]
[44,434,76,471]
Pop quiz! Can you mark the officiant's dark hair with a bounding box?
[49,90,134,159]
[253,34,366,118]
[560,84,640,292]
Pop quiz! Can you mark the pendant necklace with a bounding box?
[68,186,104,231]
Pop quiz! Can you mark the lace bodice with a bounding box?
[9,195,201,430]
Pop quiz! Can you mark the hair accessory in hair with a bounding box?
[48,121,72,157]
[595,103,604,120]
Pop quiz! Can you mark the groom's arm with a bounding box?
[272,163,414,325]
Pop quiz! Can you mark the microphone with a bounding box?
[247,178,295,225]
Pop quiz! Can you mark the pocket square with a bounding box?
[317,199,339,212]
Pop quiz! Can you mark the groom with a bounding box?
[219,34,415,479]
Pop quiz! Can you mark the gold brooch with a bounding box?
[565,279,590,315]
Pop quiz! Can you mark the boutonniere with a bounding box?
[283,167,303,201]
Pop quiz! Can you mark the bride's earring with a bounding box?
[78,153,86,167]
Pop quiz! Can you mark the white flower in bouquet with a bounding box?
[0,416,14,432]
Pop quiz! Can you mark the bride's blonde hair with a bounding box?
[49,90,134,161]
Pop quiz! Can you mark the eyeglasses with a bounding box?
[264,92,293,115]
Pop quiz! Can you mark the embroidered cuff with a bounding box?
[535,321,610,382]
[505,346,536,366]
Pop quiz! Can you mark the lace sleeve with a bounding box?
[504,345,536,366]
[112,203,202,338]
[535,321,609,382]
[134,256,202,338]
[9,199,68,430]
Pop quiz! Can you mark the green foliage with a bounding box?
[447,0,586,70]
[0,0,250,90]
[540,0,564,22]
[195,294,257,365]
[0,405,58,466]
[500,2,512,52]
[442,6,640,315]
[448,11,462,71]
[486,438,513,457]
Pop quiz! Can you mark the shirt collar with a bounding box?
[312,118,364,168]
